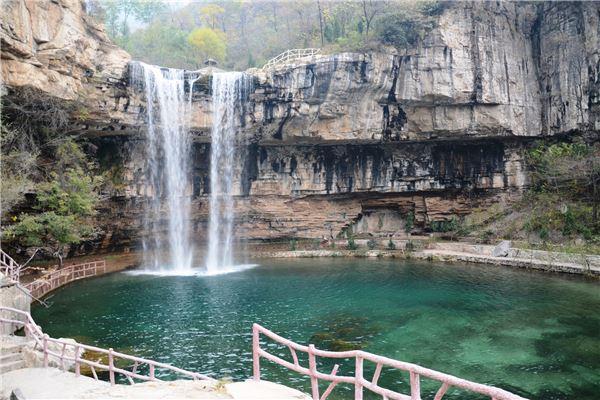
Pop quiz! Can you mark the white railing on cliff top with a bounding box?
[262,48,321,70]
[252,324,527,400]
[0,249,21,282]
[0,307,215,384]
[24,260,106,299]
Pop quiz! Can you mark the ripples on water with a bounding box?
[34,259,600,400]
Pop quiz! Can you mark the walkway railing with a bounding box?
[0,249,21,282]
[24,260,107,299]
[262,48,321,70]
[252,324,527,400]
[0,307,215,384]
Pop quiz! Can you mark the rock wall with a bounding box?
[1,0,598,251]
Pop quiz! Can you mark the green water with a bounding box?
[33,259,600,399]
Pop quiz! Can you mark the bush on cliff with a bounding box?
[459,140,599,253]
[2,140,103,266]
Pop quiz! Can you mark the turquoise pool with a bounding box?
[33,259,600,399]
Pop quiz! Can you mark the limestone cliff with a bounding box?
[1,0,131,122]
[1,0,598,251]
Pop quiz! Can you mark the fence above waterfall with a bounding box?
[262,48,321,70]
[252,324,527,400]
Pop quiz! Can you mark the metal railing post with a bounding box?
[252,324,260,380]
[43,334,49,367]
[109,348,116,385]
[308,344,319,400]
[355,354,363,400]
[410,371,421,400]
[75,344,81,377]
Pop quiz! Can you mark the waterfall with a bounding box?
[131,62,194,273]
[206,72,252,273]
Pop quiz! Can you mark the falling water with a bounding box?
[206,72,252,273]
[130,62,194,273]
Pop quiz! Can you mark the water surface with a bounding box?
[34,259,600,399]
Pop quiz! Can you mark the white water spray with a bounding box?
[206,72,252,273]
[131,62,194,273]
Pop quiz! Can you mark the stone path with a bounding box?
[0,336,30,374]
[415,249,600,276]
[0,367,311,399]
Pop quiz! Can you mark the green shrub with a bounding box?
[419,0,449,16]
[347,236,358,250]
[311,239,321,250]
[289,238,297,251]
[3,165,100,266]
[376,13,421,48]
[367,238,377,250]
[404,211,415,233]
[538,226,549,241]
[430,217,458,233]
[387,239,396,250]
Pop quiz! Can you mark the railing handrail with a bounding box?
[0,306,215,384]
[23,260,107,300]
[263,48,321,70]
[0,249,21,282]
[252,323,527,400]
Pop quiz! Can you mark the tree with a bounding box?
[2,141,102,267]
[316,0,325,46]
[187,27,227,63]
[0,123,37,216]
[120,22,199,69]
[376,12,421,48]
[3,168,101,267]
[95,0,165,39]
[200,4,225,30]
[361,0,385,40]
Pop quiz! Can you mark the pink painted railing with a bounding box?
[0,307,215,384]
[24,260,107,299]
[252,324,527,400]
[0,249,21,282]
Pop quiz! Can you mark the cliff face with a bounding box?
[0,0,131,126]
[1,0,598,251]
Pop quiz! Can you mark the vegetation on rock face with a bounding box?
[346,230,358,250]
[520,141,599,245]
[367,238,377,250]
[2,140,102,266]
[85,0,445,70]
[1,89,105,264]
[387,239,396,250]
[448,140,600,253]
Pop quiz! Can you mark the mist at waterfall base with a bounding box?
[131,63,255,276]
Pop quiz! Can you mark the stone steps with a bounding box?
[0,335,31,375]
[0,359,25,374]
[0,353,22,364]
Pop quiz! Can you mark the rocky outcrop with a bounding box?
[1,0,131,128]
[1,0,598,250]
[535,2,600,135]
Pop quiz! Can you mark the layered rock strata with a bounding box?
[1,0,598,251]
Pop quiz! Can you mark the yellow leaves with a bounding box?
[186,27,226,62]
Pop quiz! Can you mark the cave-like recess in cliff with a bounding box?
[34,258,600,400]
